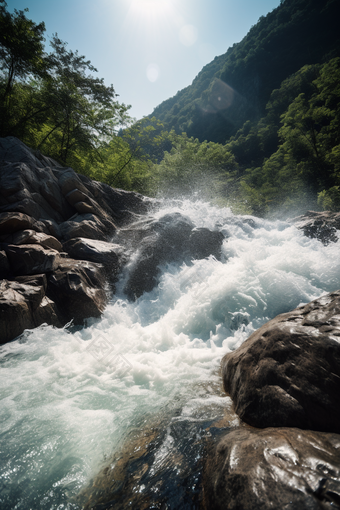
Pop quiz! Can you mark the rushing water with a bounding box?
[1,199,340,509]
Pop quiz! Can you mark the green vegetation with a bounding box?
[1,0,340,216]
[151,0,340,145]
[227,58,340,215]
[0,1,130,177]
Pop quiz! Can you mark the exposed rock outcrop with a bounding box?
[203,427,340,510]
[0,137,153,343]
[46,259,107,325]
[0,137,225,343]
[63,237,124,279]
[292,210,340,245]
[118,212,224,299]
[222,290,340,433]
[0,277,62,344]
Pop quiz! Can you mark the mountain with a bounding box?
[150,0,340,144]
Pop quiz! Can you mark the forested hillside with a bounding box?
[151,0,339,144]
[1,0,340,216]
[148,0,340,215]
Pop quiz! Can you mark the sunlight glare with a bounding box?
[130,0,172,19]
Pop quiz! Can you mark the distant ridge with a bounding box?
[150,0,340,143]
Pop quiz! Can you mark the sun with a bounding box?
[129,0,173,20]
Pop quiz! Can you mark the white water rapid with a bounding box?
[1,199,340,509]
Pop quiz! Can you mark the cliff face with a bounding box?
[0,137,151,343]
[150,0,340,143]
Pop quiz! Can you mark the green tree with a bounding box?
[153,131,239,200]
[0,0,47,136]
[34,35,130,168]
[84,117,168,196]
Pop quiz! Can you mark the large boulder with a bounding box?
[222,290,340,432]
[292,211,340,245]
[0,276,61,344]
[3,229,63,251]
[122,212,224,299]
[5,244,60,276]
[59,213,111,242]
[46,259,108,324]
[63,237,124,279]
[203,427,340,510]
[0,211,48,236]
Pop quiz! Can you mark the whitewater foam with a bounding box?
[1,200,339,509]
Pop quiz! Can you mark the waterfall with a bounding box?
[1,199,339,509]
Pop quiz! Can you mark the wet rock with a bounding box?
[0,277,61,344]
[0,212,47,236]
[0,249,10,278]
[4,229,63,251]
[203,427,340,510]
[5,244,60,276]
[59,213,111,241]
[292,211,340,245]
[63,237,123,278]
[123,213,224,299]
[79,383,236,510]
[188,228,224,259]
[46,259,108,324]
[222,290,340,432]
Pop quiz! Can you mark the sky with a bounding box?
[6,0,281,121]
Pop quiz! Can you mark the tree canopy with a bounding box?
[1,0,340,215]
[0,1,130,171]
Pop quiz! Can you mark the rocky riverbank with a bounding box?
[1,137,340,509]
[0,137,228,343]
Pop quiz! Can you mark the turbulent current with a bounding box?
[1,199,340,509]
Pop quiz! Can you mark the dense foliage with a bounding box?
[1,0,340,216]
[151,0,340,145]
[0,1,131,174]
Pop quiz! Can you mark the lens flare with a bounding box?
[179,24,198,47]
[147,63,160,82]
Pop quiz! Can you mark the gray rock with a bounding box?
[58,169,89,197]
[59,214,110,241]
[63,237,123,278]
[122,213,224,299]
[291,211,340,245]
[222,290,340,432]
[0,277,61,344]
[188,227,224,259]
[5,230,63,251]
[203,427,340,510]
[0,136,61,170]
[0,161,72,222]
[0,249,10,278]
[5,244,60,276]
[46,259,108,324]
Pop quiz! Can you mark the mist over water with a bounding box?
[1,199,339,509]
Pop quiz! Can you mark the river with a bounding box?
[1,199,339,509]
